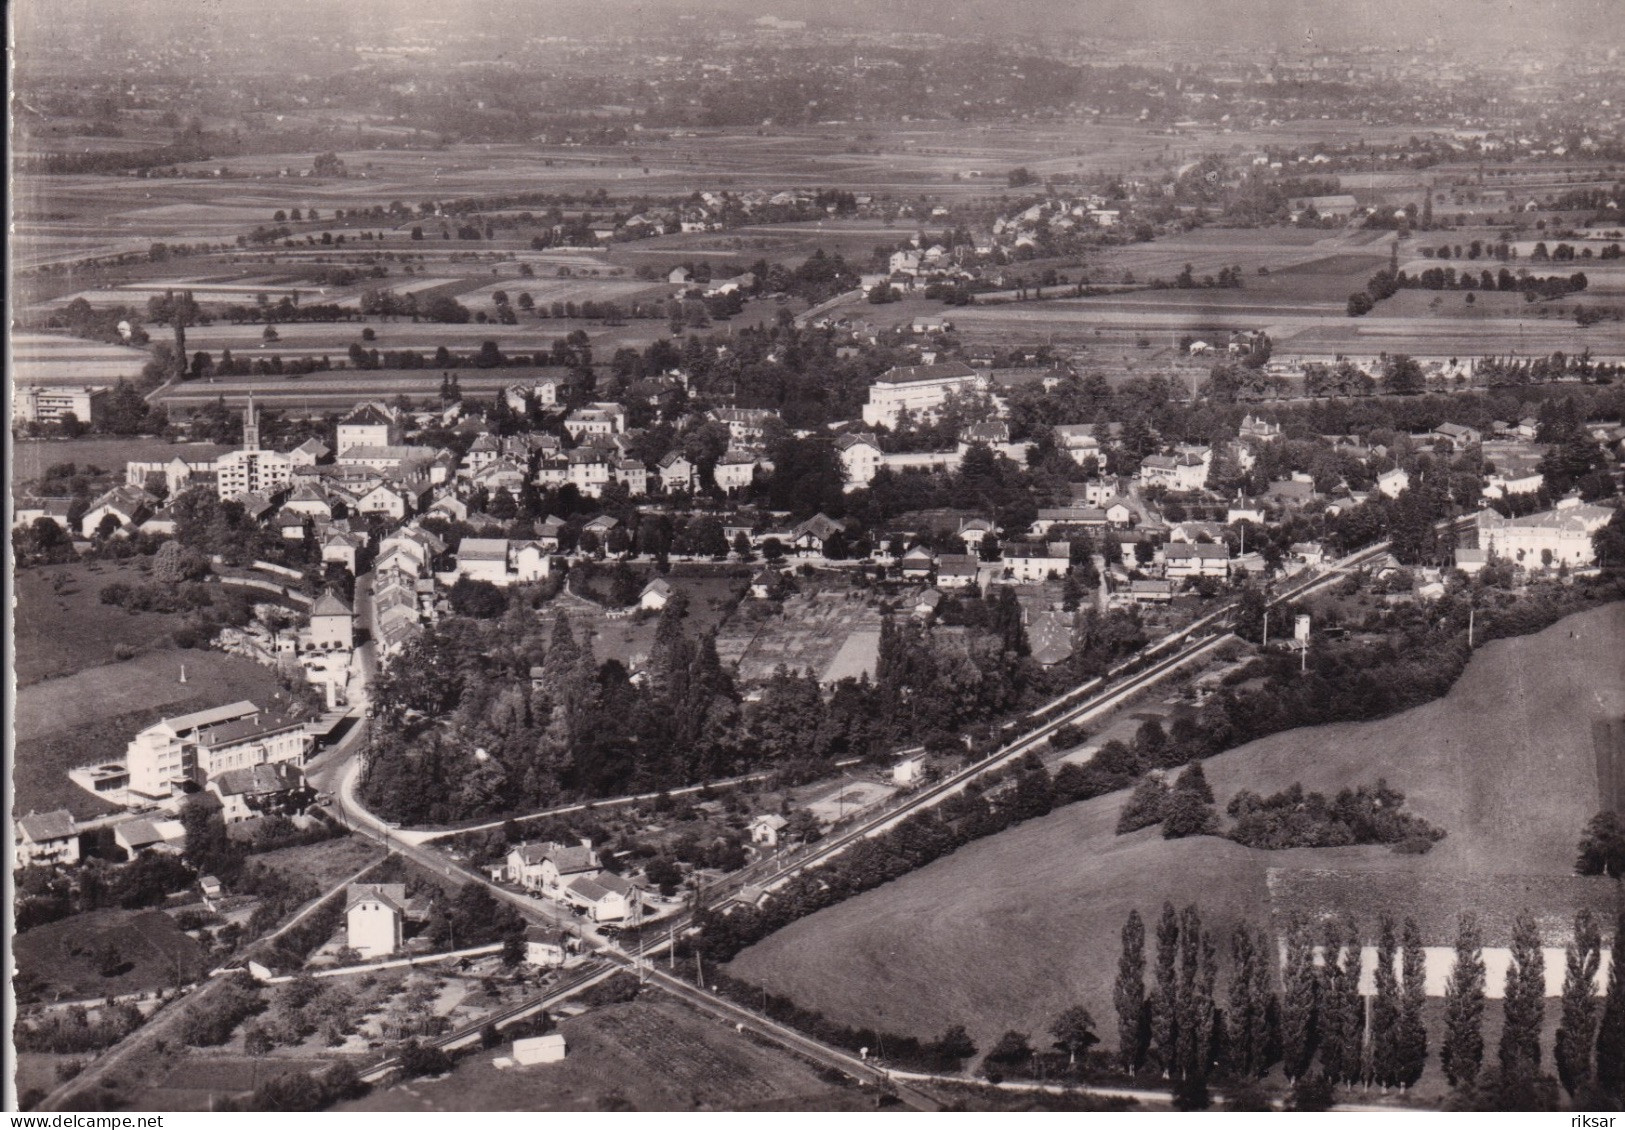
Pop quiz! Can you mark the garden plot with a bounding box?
[141,1056,337,1112]
[717,590,884,685]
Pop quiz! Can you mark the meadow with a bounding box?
[729,602,1625,1063]
[13,909,209,1000]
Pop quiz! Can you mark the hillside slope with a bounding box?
[729,601,1625,1050]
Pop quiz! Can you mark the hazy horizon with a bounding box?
[12,0,1624,57]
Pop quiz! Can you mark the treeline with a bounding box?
[1351,264,1589,315]
[19,140,215,175]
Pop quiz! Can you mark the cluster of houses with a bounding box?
[990,194,1123,254]
[499,838,642,924]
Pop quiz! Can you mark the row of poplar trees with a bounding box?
[1112,903,1625,1109]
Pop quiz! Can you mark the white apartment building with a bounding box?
[215,448,294,498]
[13,385,109,425]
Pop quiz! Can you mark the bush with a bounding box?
[397,1040,455,1079]
[580,972,641,1006]
[180,978,264,1046]
[1162,789,1218,839]
[1292,1072,1335,1111]
[1116,775,1169,834]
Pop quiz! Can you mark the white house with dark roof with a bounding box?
[524,925,571,967]
[749,814,789,847]
[207,762,305,823]
[1377,467,1411,499]
[455,538,550,586]
[956,518,995,552]
[565,872,638,922]
[657,451,696,493]
[640,577,673,611]
[507,840,602,895]
[1165,543,1231,579]
[792,513,846,556]
[836,432,884,489]
[15,810,79,869]
[936,553,981,589]
[13,497,74,532]
[336,403,399,452]
[308,590,354,650]
[714,450,760,492]
[1005,542,1071,582]
[346,883,406,958]
[1140,453,1208,493]
[1432,422,1482,450]
[1238,415,1282,444]
[80,485,157,538]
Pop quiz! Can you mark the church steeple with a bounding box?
[243,392,260,451]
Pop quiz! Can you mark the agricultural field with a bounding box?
[139,1056,339,1112]
[730,602,1625,1063]
[13,909,209,1001]
[342,995,872,1112]
[10,332,150,386]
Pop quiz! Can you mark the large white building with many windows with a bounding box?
[1476,498,1614,569]
[124,701,311,801]
[861,362,985,429]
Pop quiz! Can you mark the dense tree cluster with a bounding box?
[1226,780,1444,851]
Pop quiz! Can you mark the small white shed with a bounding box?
[514,1033,567,1065]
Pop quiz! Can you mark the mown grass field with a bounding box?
[341,995,869,1112]
[729,602,1625,1063]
